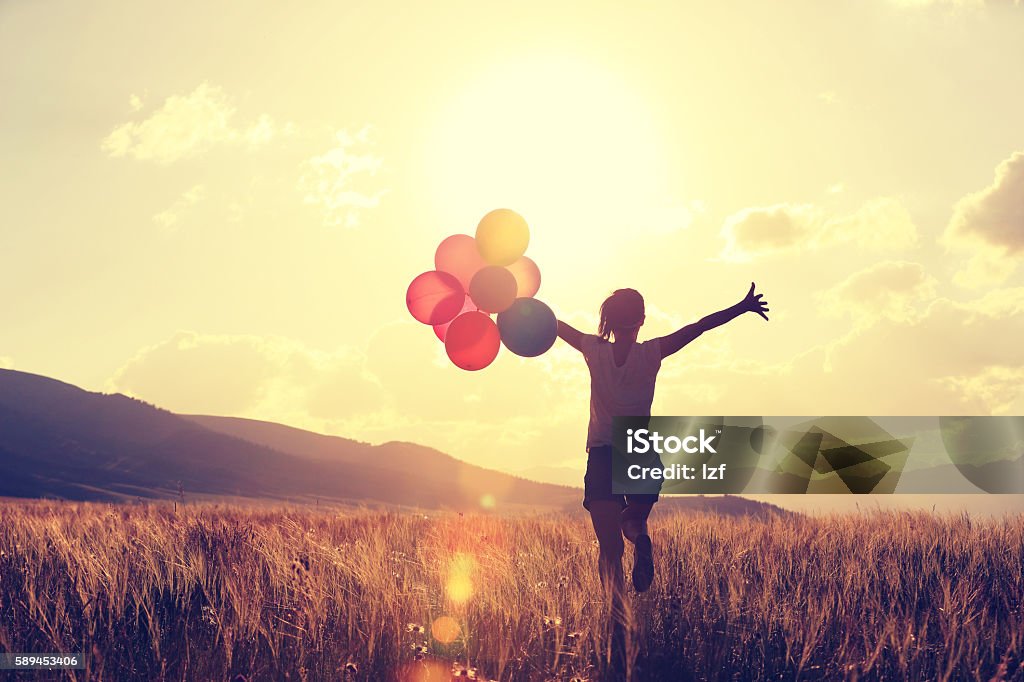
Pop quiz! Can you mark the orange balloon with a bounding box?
[505,256,541,298]
[433,295,478,342]
[435,234,488,291]
[475,208,529,266]
[468,265,517,313]
[445,311,500,371]
[406,271,464,325]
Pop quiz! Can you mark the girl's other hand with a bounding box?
[742,283,770,321]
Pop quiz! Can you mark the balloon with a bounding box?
[505,256,541,298]
[445,311,501,371]
[435,234,488,290]
[475,208,529,266]
[496,297,557,357]
[406,271,465,325]
[468,265,517,313]
[433,295,478,342]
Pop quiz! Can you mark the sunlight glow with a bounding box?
[425,54,670,268]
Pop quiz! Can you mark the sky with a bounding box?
[2,0,1024,486]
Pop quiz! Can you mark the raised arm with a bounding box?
[557,320,584,352]
[656,282,769,359]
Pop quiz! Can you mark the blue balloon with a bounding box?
[497,297,557,357]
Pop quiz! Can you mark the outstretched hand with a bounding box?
[741,282,770,321]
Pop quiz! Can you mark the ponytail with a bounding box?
[598,289,645,340]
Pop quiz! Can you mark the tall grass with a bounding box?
[0,501,1021,681]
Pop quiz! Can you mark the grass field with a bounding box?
[0,501,1022,681]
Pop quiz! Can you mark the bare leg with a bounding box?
[620,502,653,544]
[587,500,625,594]
[621,501,655,592]
[588,501,630,676]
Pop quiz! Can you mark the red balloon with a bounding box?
[505,256,541,298]
[468,265,517,313]
[445,311,500,371]
[406,271,464,325]
[433,295,478,342]
[435,234,488,291]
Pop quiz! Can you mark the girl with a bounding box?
[556,283,769,593]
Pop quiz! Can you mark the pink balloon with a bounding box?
[435,234,488,291]
[505,256,541,298]
[433,295,478,342]
[406,271,465,325]
[445,311,500,371]
[468,265,517,313]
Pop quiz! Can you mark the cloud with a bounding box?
[298,127,385,228]
[822,293,1024,414]
[649,287,1024,418]
[817,260,938,325]
[720,197,917,261]
[101,83,281,164]
[152,184,205,230]
[943,151,1024,287]
[109,332,385,425]
[108,323,591,471]
[937,366,1024,415]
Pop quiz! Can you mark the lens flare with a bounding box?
[430,615,462,644]
[446,552,476,605]
[397,659,450,681]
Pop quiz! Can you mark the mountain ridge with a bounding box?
[0,368,794,517]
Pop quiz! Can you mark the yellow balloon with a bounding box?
[475,208,529,266]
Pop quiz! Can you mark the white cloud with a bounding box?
[720,197,918,261]
[101,83,279,164]
[152,184,205,230]
[299,126,385,228]
[943,151,1024,288]
[817,260,938,325]
[109,332,385,426]
[649,288,1024,417]
[107,323,590,471]
[937,366,1024,416]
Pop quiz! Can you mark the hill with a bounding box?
[0,369,576,510]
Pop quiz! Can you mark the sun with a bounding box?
[423,53,670,269]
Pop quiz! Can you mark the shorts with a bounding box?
[582,445,661,511]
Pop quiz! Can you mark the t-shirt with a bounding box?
[581,334,662,449]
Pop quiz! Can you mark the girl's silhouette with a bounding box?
[557,283,769,594]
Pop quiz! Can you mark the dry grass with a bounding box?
[0,501,1022,681]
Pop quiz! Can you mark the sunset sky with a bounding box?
[3,0,1024,483]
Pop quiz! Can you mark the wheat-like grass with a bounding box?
[0,501,1021,681]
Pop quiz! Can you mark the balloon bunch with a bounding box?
[406,209,558,371]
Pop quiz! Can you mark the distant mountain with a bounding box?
[0,369,576,510]
[656,494,796,518]
[0,368,792,518]
[185,413,580,509]
[187,417,795,517]
[509,464,584,489]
